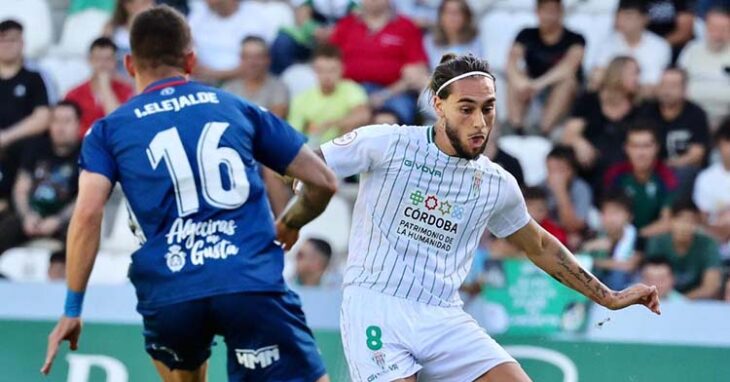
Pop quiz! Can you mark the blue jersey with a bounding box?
[80,77,305,313]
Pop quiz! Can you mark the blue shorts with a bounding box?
[141,290,326,381]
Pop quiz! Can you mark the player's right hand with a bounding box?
[41,316,82,375]
[607,283,661,315]
[275,220,300,251]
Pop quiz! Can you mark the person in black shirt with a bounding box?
[562,56,642,198]
[639,67,711,193]
[0,101,80,256]
[506,0,585,135]
[0,19,51,220]
[645,0,695,63]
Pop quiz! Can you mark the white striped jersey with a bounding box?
[321,124,531,306]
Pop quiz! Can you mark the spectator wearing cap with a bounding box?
[65,37,135,138]
[639,67,711,193]
[0,101,81,256]
[542,145,593,244]
[591,0,671,95]
[604,122,678,238]
[693,118,730,262]
[288,44,371,148]
[506,0,585,134]
[0,19,51,222]
[644,200,722,299]
[677,7,730,129]
[330,0,429,125]
[582,192,640,290]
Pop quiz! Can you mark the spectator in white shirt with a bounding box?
[677,7,730,130]
[693,118,730,261]
[591,0,671,96]
[189,0,273,84]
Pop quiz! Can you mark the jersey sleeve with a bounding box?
[486,170,531,238]
[320,124,394,178]
[79,120,118,184]
[250,104,306,175]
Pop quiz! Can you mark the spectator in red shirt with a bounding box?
[524,186,569,245]
[330,0,429,124]
[65,37,134,137]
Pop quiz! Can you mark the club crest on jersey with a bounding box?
[471,169,483,196]
[333,131,357,146]
[160,87,175,96]
[372,351,386,370]
[165,245,186,272]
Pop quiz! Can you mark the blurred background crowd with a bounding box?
[0,0,728,305]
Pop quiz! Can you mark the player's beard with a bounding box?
[444,119,489,160]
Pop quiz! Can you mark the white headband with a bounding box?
[435,71,494,97]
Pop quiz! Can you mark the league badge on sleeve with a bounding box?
[165,245,186,273]
[333,131,358,146]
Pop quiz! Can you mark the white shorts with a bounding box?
[340,286,516,382]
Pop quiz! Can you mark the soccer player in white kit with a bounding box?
[280,54,661,382]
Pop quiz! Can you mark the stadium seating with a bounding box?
[0,0,54,59]
[0,247,53,282]
[498,134,553,186]
[564,12,615,74]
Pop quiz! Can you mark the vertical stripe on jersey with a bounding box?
[428,162,471,305]
[443,173,500,305]
[362,141,417,287]
[396,147,439,298]
[353,135,404,285]
[435,167,493,306]
[406,154,453,301]
[373,143,422,290]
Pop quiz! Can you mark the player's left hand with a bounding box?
[41,316,82,375]
[275,220,300,251]
[606,283,661,315]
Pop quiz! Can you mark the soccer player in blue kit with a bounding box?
[41,6,336,382]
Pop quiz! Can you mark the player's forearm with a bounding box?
[684,270,721,300]
[1,107,50,147]
[553,190,586,232]
[527,227,615,307]
[669,145,705,168]
[98,88,121,116]
[12,173,33,218]
[65,205,103,293]
[280,182,334,229]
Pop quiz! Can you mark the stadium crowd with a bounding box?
[0,0,729,303]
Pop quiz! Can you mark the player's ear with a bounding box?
[433,95,446,119]
[183,51,197,76]
[124,54,136,78]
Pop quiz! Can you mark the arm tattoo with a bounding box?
[553,247,609,302]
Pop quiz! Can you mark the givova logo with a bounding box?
[235,345,280,370]
[403,159,442,178]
